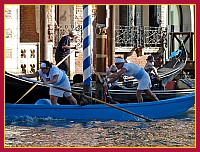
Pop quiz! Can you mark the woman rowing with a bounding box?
[107,57,159,102]
[19,60,77,105]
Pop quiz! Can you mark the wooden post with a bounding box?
[95,5,107,101]
[107,5,115,66]
[40,5,49,61]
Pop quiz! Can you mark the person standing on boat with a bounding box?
[144,55,159,79]
[55,30,77,73]
[144,55,163,90]
[19,60,77,105]
[107,57,159,102]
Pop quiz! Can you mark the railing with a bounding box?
[54,24,83,50]
[54,25,168,50]
[115,25,138,48]
[115,25,168,49]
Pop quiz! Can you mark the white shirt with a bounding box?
[38,66,64,83]
[123,63,142,77]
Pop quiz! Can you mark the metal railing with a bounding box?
[54,25,168,50]
[54,24,83,50]
[115,25,168,49]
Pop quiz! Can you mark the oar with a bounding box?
[21,77,152,122]
[97,73,119,104]
[15,49,76,104]
[50,84,152,122]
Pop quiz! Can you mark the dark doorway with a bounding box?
[149,5,161,27]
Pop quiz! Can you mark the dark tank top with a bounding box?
[55,35,70,60]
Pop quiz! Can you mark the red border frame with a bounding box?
[1,1,198,152]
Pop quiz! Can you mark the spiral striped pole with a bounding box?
[83,5,92,99]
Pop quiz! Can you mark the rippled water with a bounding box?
[5,107,195,147]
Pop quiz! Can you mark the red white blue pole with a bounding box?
[83,5,92,98]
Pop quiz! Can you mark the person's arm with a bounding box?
[43,75,59,85]
[152,67,157,75]
[61,37,76,50]
[152,67,160,79]
[107,68,126,83]
[62,45,76,50]
[19,71,39,78]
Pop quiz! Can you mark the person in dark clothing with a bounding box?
[55,30,77,73]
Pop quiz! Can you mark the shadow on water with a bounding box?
[6,116,90,128]
[172,107,195,121]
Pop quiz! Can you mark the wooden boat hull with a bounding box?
[108,88,194,102]
[5,71,194,104]
[5,72,49,104]
[6,93,195,121]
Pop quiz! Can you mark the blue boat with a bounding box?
[6,93,195,121]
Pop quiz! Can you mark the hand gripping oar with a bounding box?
[97,73,119,104]
[14,49,76,104]
[21,77,152,122]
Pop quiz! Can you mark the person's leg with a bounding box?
[65,95,77,105]
[63,59,68,72]
[136,90,144,102]
[144,90,159,101]
[137,75,150,102]
[50,95,58,105]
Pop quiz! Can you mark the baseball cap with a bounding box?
[146,55,155,62]
[115,58,125,63]
[69,30,77,36]
[40,61,52,69]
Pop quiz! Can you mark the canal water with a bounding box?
[5,107,195,147]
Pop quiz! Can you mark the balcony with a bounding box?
[53,25,168,54]
[115,25,168,53]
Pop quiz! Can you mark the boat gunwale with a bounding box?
[6,93,195,109]
[7,72,195,94]
[109,88,194,92]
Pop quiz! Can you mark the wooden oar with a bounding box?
[50,84,152,122]
[97,73,119,104]
[15,49,76,104]
[20,77,152,122]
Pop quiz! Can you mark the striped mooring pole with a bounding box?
[83,5,92,100]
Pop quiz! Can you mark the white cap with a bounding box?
[69,30,77,36]
[41,63,47,68]
[115,58,125,63]
[40,63,51,69]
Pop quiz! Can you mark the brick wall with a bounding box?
[73,5,97,75]
[75,52,83,74]
[116,52,149,68]
[20,5,39,42]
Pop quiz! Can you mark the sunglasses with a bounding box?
[40,67,49,70]
[115,63,122,65]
